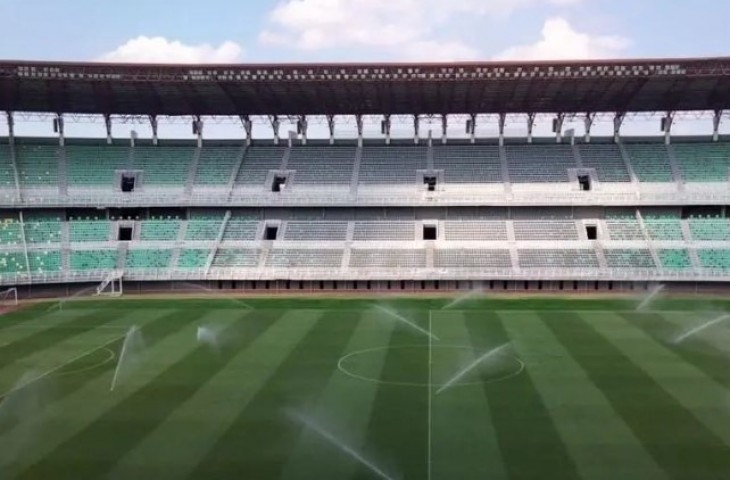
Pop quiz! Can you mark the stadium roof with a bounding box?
[2,57,730,116]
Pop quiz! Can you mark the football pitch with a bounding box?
[2,295,730,479]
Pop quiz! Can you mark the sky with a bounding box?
[1,0,729,139]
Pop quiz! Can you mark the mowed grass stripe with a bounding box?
[620,311,730,390]
[108,310,323,480]
[0,308,125,347]
[501,311,666,480]
[190,309,362,479]
[355,310,430,480]
[280,310,396,480]
[587,312,730,446]
[543,311,730,479]
[464,311,580,480]
[431,310,508,480]
[1,308,202,477]
[17,308,275,480]
[0,303,75,332]
[0,308,128,367]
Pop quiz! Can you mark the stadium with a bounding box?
[2,54,730,479]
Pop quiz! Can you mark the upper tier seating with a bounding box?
[66,145,129,187]
[0,252,26,274]
[578,144,631,182]
[212,249,260,267]
[435,249,512,268]
[186,211,226,241]
[23,212,62,244]
[125,249,172,270]
[688,216,730,241]
[643,212,684,241]
[698,250,730,270]
[133,146,194,186]
[349,249,427,268]
[70,250,117,270]
[674,142,730,182]
[443,221,508,241]
[0,216,22,245]
[194,146,240,185]
[222,218,259,241]
[267,249,344,268]
[432,145,502,183]
[506,145,576,183]
[69,220,110,242]
[139,219,181,241]
[288,146,355,185]
[658,249,692,270]
[624,143,673,182]
[513,221,579,241]
[0,145,15,189]
[353,222,415,241]
[359,146,427,184]
[177,249,210,269]
[604,249,656,269]
[518,249,599,268]
[283,222,348,241]
[605,212,644,241]
[235,147,285,185]
[15,145,58,186]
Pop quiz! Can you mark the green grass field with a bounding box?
[2,295,730,479]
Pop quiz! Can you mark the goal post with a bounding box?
[96,271,124,297]
[0,287,18,307]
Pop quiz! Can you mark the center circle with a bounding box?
[338,345,524,388]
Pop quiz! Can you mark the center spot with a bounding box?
[338,345,524,388]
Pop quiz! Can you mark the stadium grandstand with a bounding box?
[2,57,730,295]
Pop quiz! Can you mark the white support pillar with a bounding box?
[327,115,336,145]
[713,110,723,142]
[498,113,506,147]
[54,114,65,147]
[467,113,477,144]
[240,115,253,146]
[149,115,158,146]
[613,112,625,144]
[413,115,420,145]
[104,114,113,145]
[382,114,391,145]
[356,114,364,147]
[6,111,14,144]
[584,113,596,143]
[553,113,565,143]
[269,115,280,145]
[130,130,138,148]
[441,114,448,145]
[527,113,536,144]
[662,111,674,145]
[193,115,203,148]
[298,115,308,145]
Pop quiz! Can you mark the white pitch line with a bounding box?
[435,343,511,396]
[427,310,433,480]
[0,332,127,400]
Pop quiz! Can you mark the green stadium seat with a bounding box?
[658,249,692,270]
[71,250,118,270]
[177,249,210,269]
[125,249,172,270]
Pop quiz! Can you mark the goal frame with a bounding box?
[0,287,19,307]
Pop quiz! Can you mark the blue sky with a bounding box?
[1,0,729,138]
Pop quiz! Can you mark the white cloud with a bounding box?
[98,36,244,63]
[259,0,585,60]
[494,17,630,61]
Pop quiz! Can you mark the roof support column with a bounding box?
[240,115,252,146]
[553,113,565,143]
[661,111,674,145]
[193,115,203,148]
[382,114,391,145]
[527,113,536,144]
[6,112,14,144]
[713,110,723,142]
[104,114,113,145]
[327,115,336,145]
[613,112,625,144]
[297,115,308,145]
[584,113,596,143]
[149,115,158,146]
[467,114,477,144]
[269,115,280,145]
[413,115,420,145]
[54,114,65,147]
[441,114,448,145]
[498,113,506,147]
[356,115,364,148]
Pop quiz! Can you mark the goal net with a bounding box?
[0,287,18,308]
[96,271,124,297]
